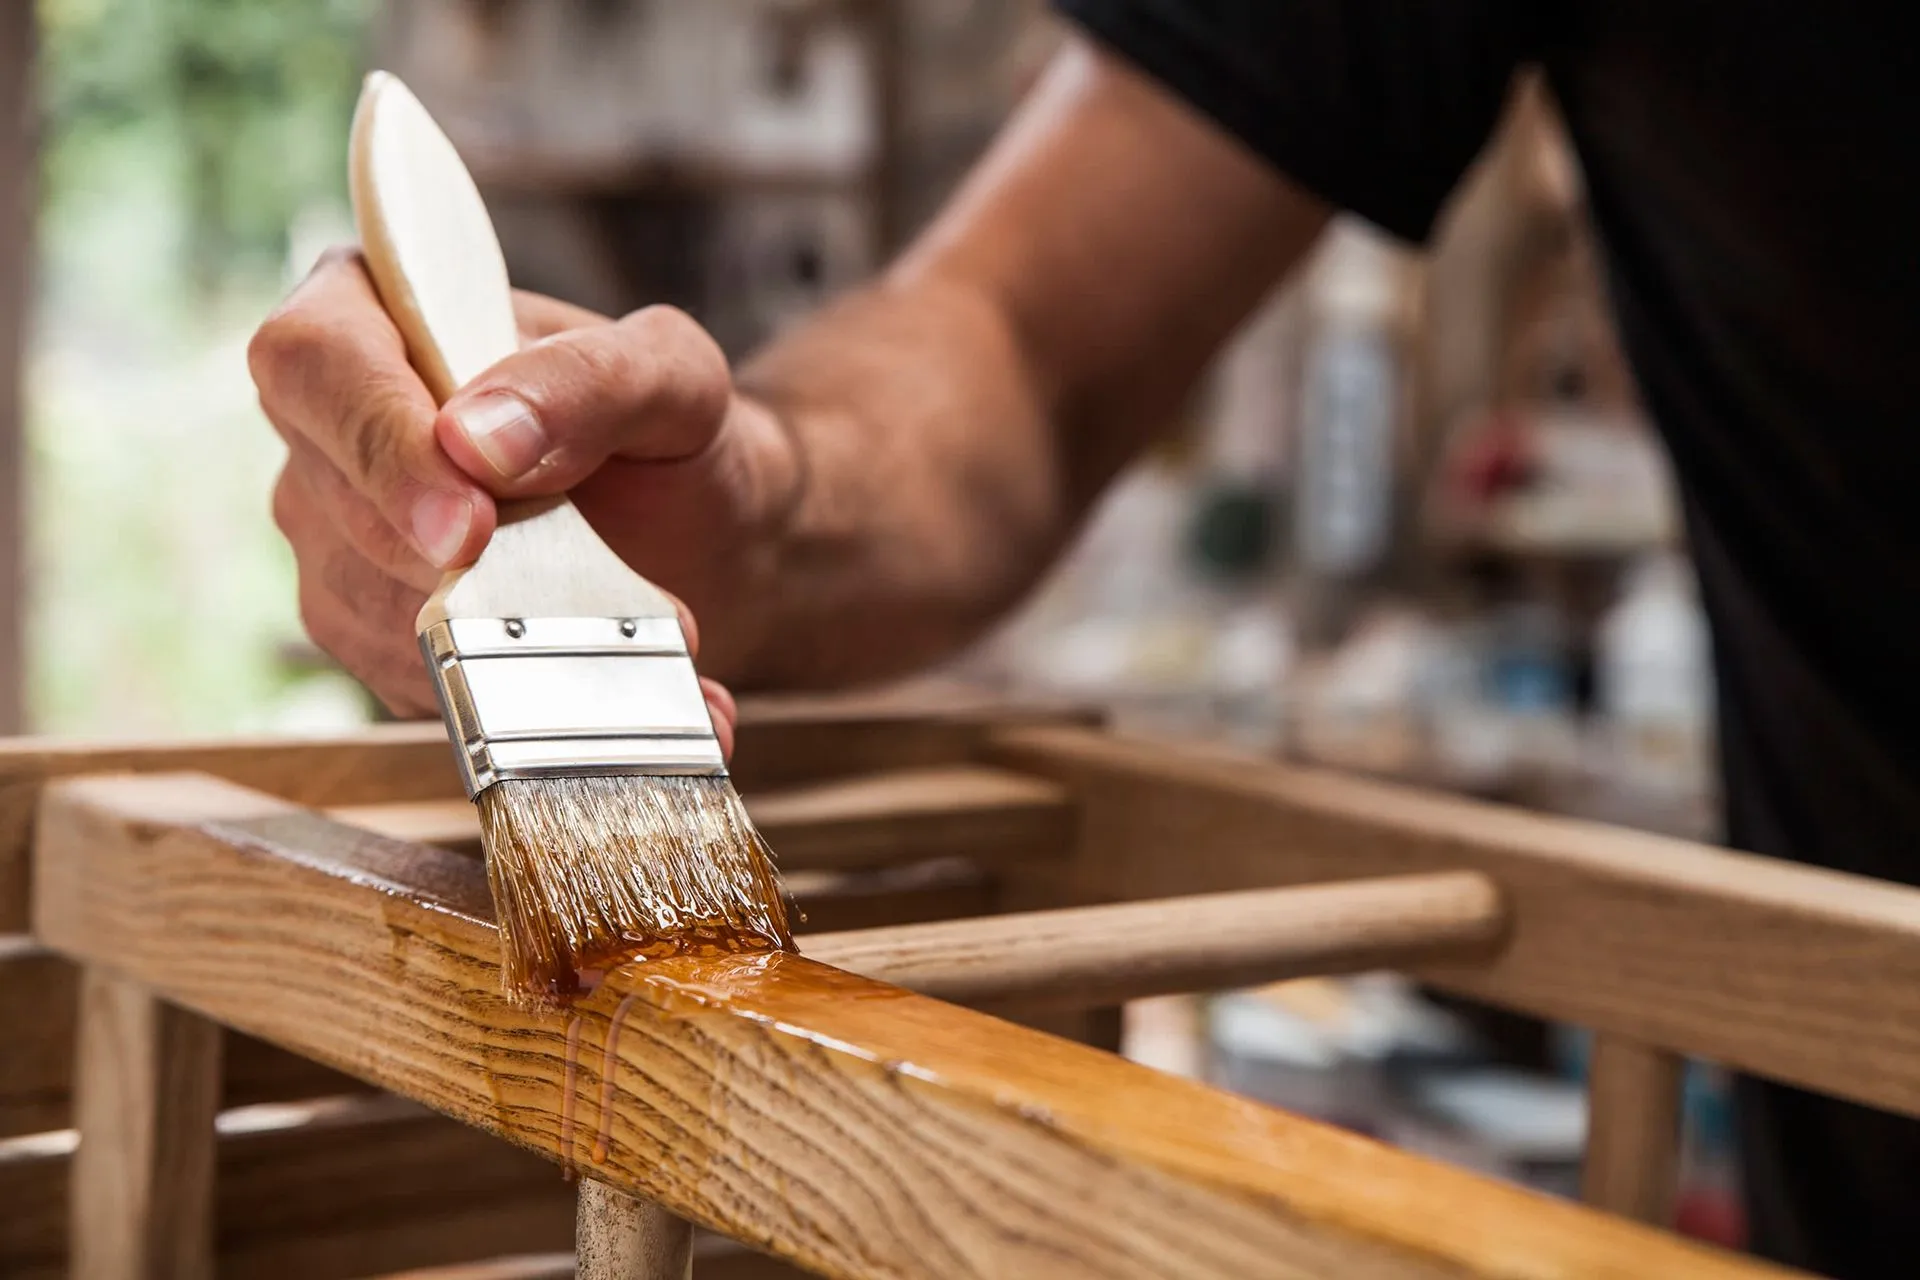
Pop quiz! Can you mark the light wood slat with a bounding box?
[32,773,1793,1280]
[0,698,1083,931]
[71,968,221,1279]
[801,872,1504,1009]
[1581,1035,1684,1226]
[0,863,988,1137]
[324,765,1073,872]
[990,724,1920,1120]
[0,723,458,931]
[0,1095,574,1280]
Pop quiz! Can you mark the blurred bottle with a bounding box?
[1289,222,1418,650]
[1595,553,1713,800]
[1184,289,1297,749]
[1676,1062,1745,1248]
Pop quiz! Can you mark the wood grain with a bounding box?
[992,724,1920,1120]
[1581,1035,1684,1226]
[70,968,222,1279]
[800,871,1505,1009]
[0,862,987,1138]
[0,1094,574,1280]
[325,765,1072,872]
[32,772,1793,1279]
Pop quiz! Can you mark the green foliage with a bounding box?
[40,0,372,297]
[28,0,376,735]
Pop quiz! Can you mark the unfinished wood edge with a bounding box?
[1582,1034,1685,1226]
[70,967,223,1280]
[577,1181,693,1280]
[802,872,1508,1009]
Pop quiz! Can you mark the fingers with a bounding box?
[273,437,443,594]
[250,248,495,571]
[513,290,607,343]
[292,557,436,717]
[254,250,746,731]
[435,305,733,499]
[701,677,737,762]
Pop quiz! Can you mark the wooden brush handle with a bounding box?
[348,71,680,628]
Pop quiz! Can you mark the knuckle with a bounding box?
[313,243,361,272]
[246,313,312,397]
[296,579,350,661]
[337,380,422,496]
[636,305,728,377]
[270,467,302,540]
[625,306,732,436]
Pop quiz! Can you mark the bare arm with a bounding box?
[251,40,1329,710]
[726,43,1329,684]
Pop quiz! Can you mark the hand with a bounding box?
[249,247,801,753]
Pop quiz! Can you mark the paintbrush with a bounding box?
[348,71,792,1005]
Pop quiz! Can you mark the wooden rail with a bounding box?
[0,858,999,1143]
[0,705,1077,1140]
[992,724,1920,1119]
[802,871,1504,1008]
[30,772,1788,1280]
[325,764,1072,872]
[0,694,1089,931]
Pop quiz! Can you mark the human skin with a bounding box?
[248,40,1332,732]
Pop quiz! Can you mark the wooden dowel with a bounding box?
[804,871,1506,1008]
[577,1180,692,1279]
[1581,1033,1684,1226]
[70,968,223,1280]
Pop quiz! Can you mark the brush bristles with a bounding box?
[477,774,794,1006]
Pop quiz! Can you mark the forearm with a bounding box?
[710,41,1328,689]
[727,269,1080,687]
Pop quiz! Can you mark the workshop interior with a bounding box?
[0,3,1890,1279]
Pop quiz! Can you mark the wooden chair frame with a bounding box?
[7,695,1911,1277]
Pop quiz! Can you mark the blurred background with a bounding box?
[1,0,1735,1252]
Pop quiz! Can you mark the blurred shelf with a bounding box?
[466,149,875,198]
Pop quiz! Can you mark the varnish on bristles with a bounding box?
[477,775,794,1006]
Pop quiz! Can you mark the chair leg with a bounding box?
[577,1179,694,1279]
[71,967,223,1279]
[1581,1032,1684,1226]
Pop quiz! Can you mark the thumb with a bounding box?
[434,305,732,498]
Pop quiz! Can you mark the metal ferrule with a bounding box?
[420,616,726,798]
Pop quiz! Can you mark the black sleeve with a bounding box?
[1054,0,1543,243]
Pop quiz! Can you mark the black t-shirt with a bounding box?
[1059,1,1920,893]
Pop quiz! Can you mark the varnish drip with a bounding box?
[593,992,643,1164]
[559,1014,584,1181]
